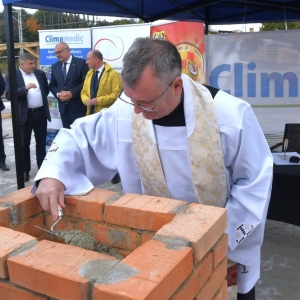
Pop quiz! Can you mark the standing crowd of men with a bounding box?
[3,42,122,183]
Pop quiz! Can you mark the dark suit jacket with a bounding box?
[0,70,5,112]
[0,98,4,112]
[6,69,51,126]
[49,56,89,115]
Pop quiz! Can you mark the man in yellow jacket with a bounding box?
[81,49,122,115]
[81,49,122,184]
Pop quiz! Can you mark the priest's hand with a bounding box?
[36,178,66,220]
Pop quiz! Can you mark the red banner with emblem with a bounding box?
[151,21,206,83]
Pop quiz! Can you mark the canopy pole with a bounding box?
[4,4,25,189]
[283,7,287,31]
[205,22,209,35]
[204,5,209,35]
[242,3,247,32]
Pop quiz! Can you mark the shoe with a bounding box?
[111,173,120,184]
[24,172,30,182]
[0,162,10,171]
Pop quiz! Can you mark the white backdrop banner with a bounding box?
[206,30,300,134]
[91,23,151,73]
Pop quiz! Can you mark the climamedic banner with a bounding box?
[206,30,300,134]
[38,28,91,150]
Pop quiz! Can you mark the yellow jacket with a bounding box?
[81,62,122,115]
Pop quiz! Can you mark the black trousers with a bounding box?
[20,108,47,173]
[0,112,6,164]
[238,286,255,300]
[60,105,86,129]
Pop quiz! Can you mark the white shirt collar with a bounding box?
[19,67,33,76]
[65,55,72,65]
[96,63,105,73]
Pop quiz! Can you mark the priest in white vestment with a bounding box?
[33,38,273,300]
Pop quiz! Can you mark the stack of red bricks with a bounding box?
[0,187,228,300]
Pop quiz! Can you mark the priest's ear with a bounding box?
[173,77,183,96]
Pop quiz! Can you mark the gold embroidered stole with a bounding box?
[131,78,227,207]
[131,113,171,198]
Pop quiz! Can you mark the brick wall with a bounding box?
[0,187,228,300]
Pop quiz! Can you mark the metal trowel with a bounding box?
[35,205,64,239]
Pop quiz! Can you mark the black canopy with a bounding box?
[3,0,300,25]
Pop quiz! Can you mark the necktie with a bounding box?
[92,71,99,96]
[90,70,99,115]
[62,62,67,81]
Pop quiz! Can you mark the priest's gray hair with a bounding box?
[122,37,182,88]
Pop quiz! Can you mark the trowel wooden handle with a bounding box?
[57,204,63,217]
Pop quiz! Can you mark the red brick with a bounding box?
[105,193,187,231]
[8,240,117,300]
[0,227,37,278]
[0,187,43,221]
[210,234,228,268]
[0,206,10,227]
[194,258,227,300]
[141,232,154,244]
[14,215,44,237]
[90,223,139,251]
[171,252,213,300]
[44,214,76,231]
[94,276,159,300]
[35,214,67,242]
[94,239,193,299]
[0,279,48,300]
[0,189,228,300]
[64,189,117,221]
[117,248,131,258]
[155,204,227,262]
[76,219,88,232]
[212,280,227,300]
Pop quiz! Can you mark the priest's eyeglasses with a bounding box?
[118,79,175,112]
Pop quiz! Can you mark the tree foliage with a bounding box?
[32,10,140,29]
[260,22,300,31]
[27,18,41,32]
[0,9,141,60]
[0,9,142,44]
[0,9,28,43]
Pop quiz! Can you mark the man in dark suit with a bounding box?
[0,70,9,171]
[6,53,51,182]
[49,42,89,128]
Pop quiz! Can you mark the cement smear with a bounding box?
[57,229,123,260]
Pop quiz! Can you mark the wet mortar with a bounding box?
[56,229,124,260]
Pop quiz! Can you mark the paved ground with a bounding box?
[1,101,300,299]
[0,101,122,196]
